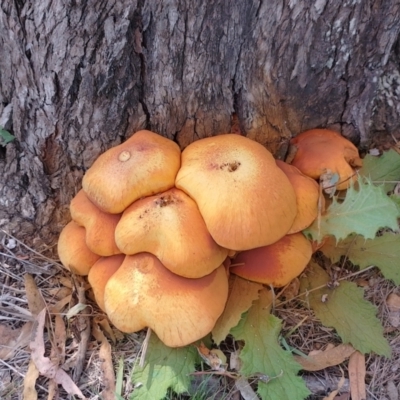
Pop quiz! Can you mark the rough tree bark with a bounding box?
[1,0,400,246]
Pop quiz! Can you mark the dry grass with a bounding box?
[0,229,399,400]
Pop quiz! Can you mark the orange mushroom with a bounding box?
[70,190,121,256]
[230,232,312,287]
[115,188,228,278]
[175,134,297,250]
[82,130,181,213]
[288,129,362,191]
[88,254,125,311]
[276,160,321,233]
[104,253,229,347]
[57,221,101,275]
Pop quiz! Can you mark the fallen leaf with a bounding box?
[0,322,33,360]
[386,380,399,400]
[194,342,226,371]
[24,274,46,316]
[30,309,86,399]
[323,367,346,400]
[294,344,356,371]
[23,359,40,400]
[212,275,262,344]
[94,316,117,344]
[235,376,259,400]
[348,351,366,400]
[92,318,116,399]
[387,293,400,328]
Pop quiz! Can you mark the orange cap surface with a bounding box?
[276,160,321,233]
[57,221,101,275]
[82,130,181,213]
[175,134,297,250]
[88,254,125,311]
[230,232,312,287]
[70,190,121,256]
[104,253,229,347]
[115,188,228,278]
[289,129,362,191]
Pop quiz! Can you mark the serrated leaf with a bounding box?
[299,262,391,356]
[0,127,15,145]
[359,149,400,193]
[231,289,310,400]
[321,234,400,285]
[212,275,262,344]
[304,179,400,243]
[131,334,198,400]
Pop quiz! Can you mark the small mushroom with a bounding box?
[70,190,121,256]
[104,253,229,347]
[276,160,321,233]
[288,129,363,191]
[175,134,297,250]
[57,221,101,275]
[82,130,181,213]
[230,232,312,287]
[88,254,125,311]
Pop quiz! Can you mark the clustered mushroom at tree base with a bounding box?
[57,128,362,348]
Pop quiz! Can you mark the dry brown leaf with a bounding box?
[23,359,40,400]
[235,376,258,400]
[30,309,86,399]
[323,367,346,400]
[194,342,227,371]
[92,318,116,399]
[49,294,72,314]
[47,287,72,300]
[294,344,356,371]
[24,274,46,316]
[212,275,262,344]
[93,316,117,344]
[387,293,400,328]
[0,322,33,360]
[348,351,366,400]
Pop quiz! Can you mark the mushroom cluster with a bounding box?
[58,128,362,347]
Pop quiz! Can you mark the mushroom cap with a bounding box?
[115,188,228,278]
[82,130,181,213]
[57,221,101,275]
[276,160,321,234]
[175,134,297,250]
[70,190,121,256]
[230,232,312,287]
[104,253,229,347]
[289,129,362,191]
[88,254,125,311]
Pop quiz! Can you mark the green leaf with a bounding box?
[321,234,400,285]
[359,149,400,193]
[131,334,198,400]
[0,127,15,145]
[299,262,391,357]
[304,179,400,243]
[231,289,310,400]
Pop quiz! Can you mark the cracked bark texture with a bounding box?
[1,0,400,245]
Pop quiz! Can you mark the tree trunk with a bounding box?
[1,0,400,246]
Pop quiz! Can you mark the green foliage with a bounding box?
[0,127,15,146]
[304,179,400,243]
[359,149,400,193]
[131,334,198,400]
[321,234,400,285]
[231,289,310,400]
[299,262,391,357]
